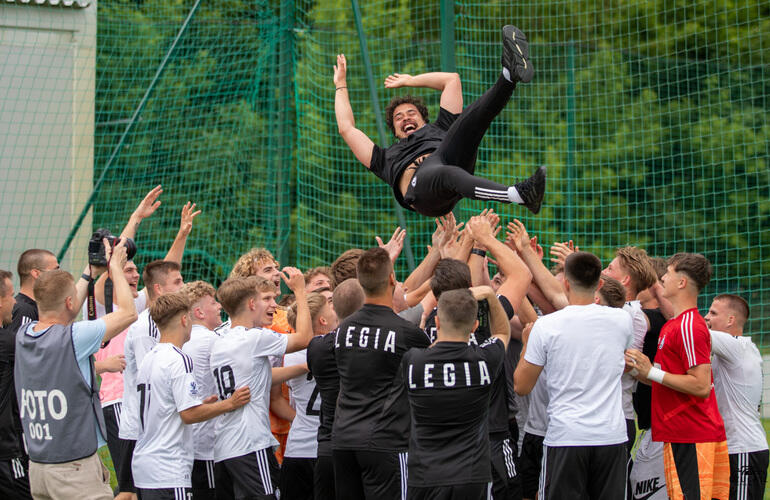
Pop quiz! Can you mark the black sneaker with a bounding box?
[501,25,534,83]
[515,166,546,214]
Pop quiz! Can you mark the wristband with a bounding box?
[646,366,666,384]
[336,86,347,91]
[81,273,94,283]
[471,248,487,258]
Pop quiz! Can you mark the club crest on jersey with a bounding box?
[657,334,665,350]
[189,380,200,396]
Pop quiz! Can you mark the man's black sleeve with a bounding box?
[369,145,388,181]
[434,107,460,131]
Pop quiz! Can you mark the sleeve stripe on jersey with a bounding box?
[173,346,194,373]
[681,311,696,368]
[148,317,159,339]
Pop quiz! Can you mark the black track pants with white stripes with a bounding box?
[0,456,32,499]
[332,449,407,500]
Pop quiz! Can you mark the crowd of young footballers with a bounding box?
[0,183,766,500]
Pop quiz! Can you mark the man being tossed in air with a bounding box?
[334,25,546,217]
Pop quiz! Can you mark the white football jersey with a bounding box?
[182,324,219,460]
[132,343,202,489]
[622,300,648,419]
[120,309,160,440]
[284,349,320,459]
[710,330,767,454]
[209,325,288,462]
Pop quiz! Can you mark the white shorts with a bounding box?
[630,430,667,500]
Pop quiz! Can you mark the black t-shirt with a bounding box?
[423,296,514,437]
[0,325,24,459]
[633,308,667,430]
[369,107,459,210]
[306,332,339,457]
[332,304,431,452]
[402,339,505,487]
[9,293,37,336]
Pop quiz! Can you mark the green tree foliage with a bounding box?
[93,0,769,338]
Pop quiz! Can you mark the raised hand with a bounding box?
[466,215,494,243]
[505,219,532,253]
[550,240,578,267]
[384,73,413,89]
[179,202,201,237]
[101,354,126,373]
[334,54,347,87]
[280,267,306,293]
[530,236,544,260]
[132,185,163,221]
[376,227,406,263]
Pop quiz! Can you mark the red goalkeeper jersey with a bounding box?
[650,308,726,443]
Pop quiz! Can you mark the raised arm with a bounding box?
[164,201,201,264]
[120,185,163,241]
[101,243,138,342]
[470,286,510,349]
[334,54,375,168]
[282,267,314,354]
[507,220,569,311]
[384,72,462,114]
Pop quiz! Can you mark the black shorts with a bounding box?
[332,449,407,500]
[729,450,768,500]
[407,482,490,500]
[280,456,316,500]
[191,459,216,500]
[314,454,335,500]
[490,437,522,500]
[519,432,544,498]
[215,448,280,499]
[541,443,626,500]
[0,456,32,499]
[137,487,192,500]
[117,438,137,493]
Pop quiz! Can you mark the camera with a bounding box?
[88,228,137,267]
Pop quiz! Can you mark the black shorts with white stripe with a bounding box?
[215,448,280,499]
[332,449,407,500]
[407,482,491,500]
[102,401,128,493]
[729,450,769,500]
[280,457,316,500]
[191,459,216,500]
[136,487,192,500]
[490,437,522,500]
[0,456,32,499]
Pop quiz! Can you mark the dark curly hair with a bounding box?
[384,95,430,135]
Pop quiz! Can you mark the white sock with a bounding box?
[502,67,512,82]
[508,186,524,204]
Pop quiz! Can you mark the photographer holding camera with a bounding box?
[14,239,138,500]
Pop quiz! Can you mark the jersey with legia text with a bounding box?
[403,338,505,487]
[284,349,320,458]
[332,304,431,452]
[423,296,514,438]
[120,309,160,440]
[209,325,288,462]
[651,309,725,443]
[132,343,201,489]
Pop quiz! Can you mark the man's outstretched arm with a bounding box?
[384,72,462,114]
[334,54,375,168]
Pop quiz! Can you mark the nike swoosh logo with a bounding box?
[633,484,665,500]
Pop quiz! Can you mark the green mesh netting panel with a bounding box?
[1,1,768,349]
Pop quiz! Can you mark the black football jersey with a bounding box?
[332,304,431,452]
[403,338,505,486]
[306,332,339,457]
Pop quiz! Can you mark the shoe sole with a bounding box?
[502,25,533,83]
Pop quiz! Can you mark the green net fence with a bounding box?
[1,2,768,349]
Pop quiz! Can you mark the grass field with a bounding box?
[98,423,770,497]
